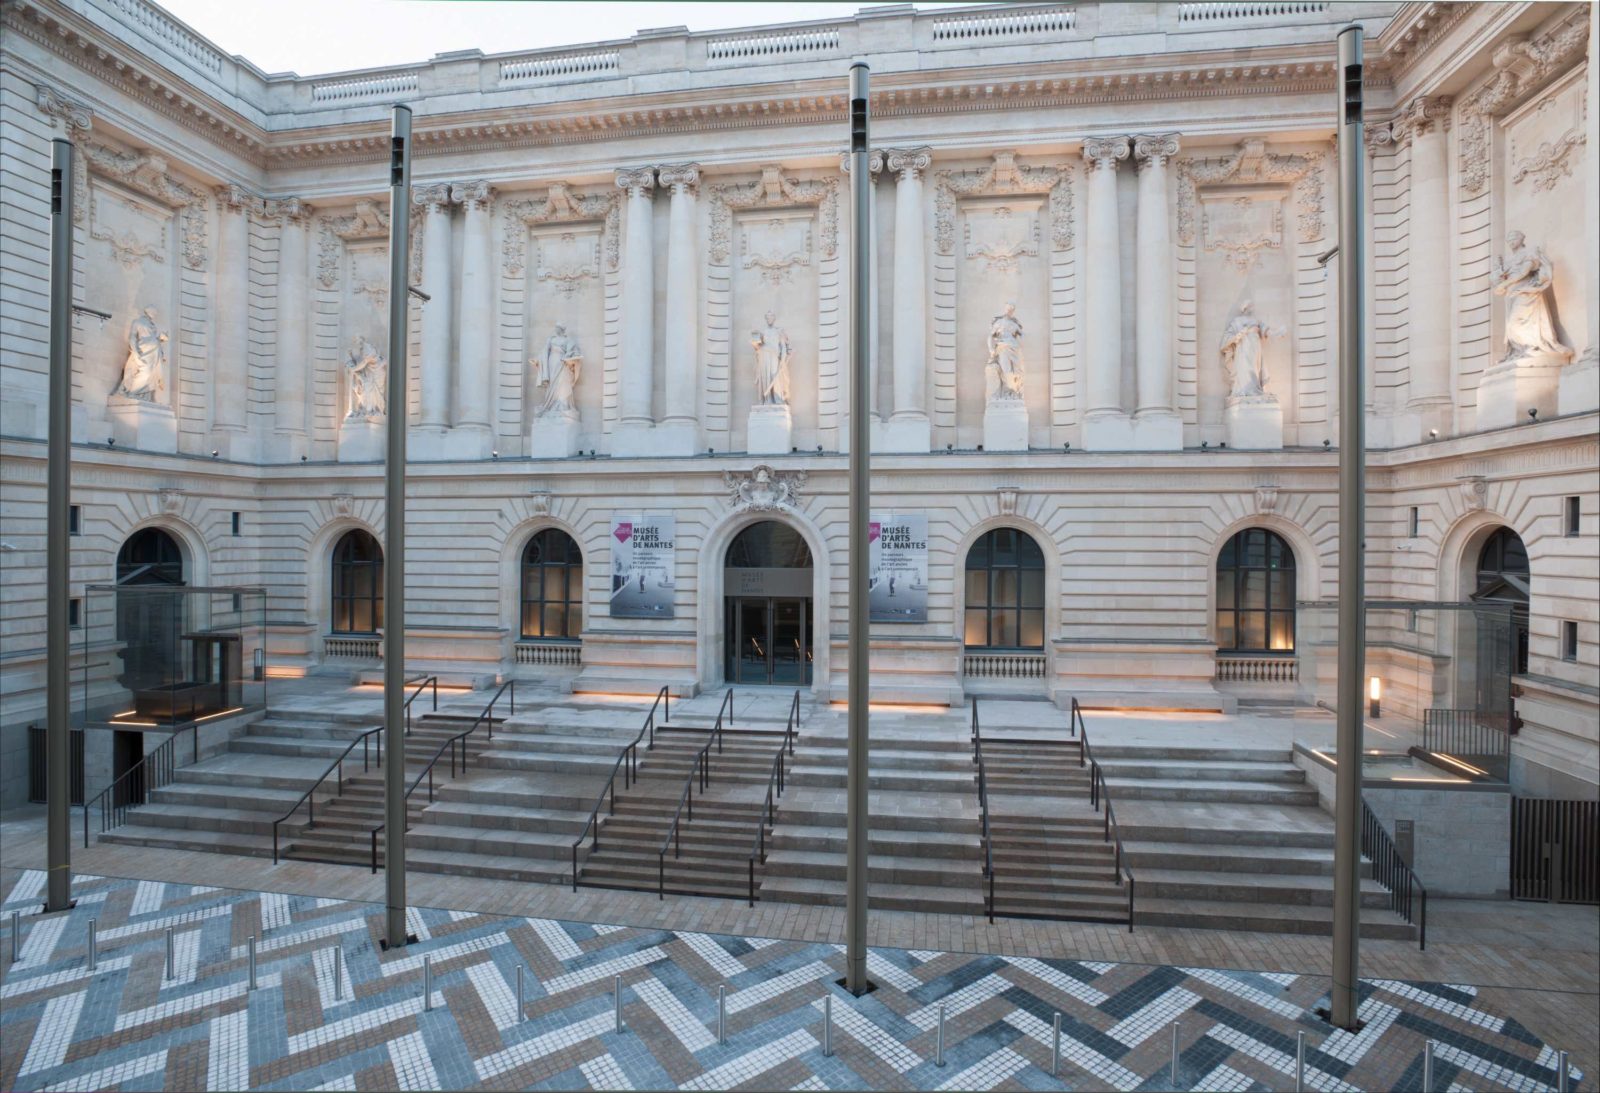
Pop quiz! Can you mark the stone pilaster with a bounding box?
[615,167,657,445]
[1132,133,1182,449]
[1399,95,1454,435]
[1561,10,1600,413]
[884,146,932,452]
[212,184,253,453]
[451,180,495,453]
[414,183,454,433]
[269,197,312,459]
[1362,124,1395,438]
[657,163,701,453]
[840,150,885,434]
[1081,136,1131,448]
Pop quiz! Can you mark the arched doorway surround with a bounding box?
[723,521,814,685]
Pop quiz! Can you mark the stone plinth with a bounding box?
[107,395,177,454]
[1081,410,1135,451]
[1224,396,1283,450]
[874,414,930,453]
[337,417,385,462]
[652,419,700,457]
[1559,354,1599,416]
[1475,358,1563,429]
[1132,409,1183,451]
[981,399,1029,452]
[529,413,581,458]
[746,403,793,455]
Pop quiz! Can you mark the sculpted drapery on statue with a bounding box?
[1220,300,1283,400]
[985,302,1025,401]
[114,307,169,401]
[535,323,583,419]
[1491,231,1574,367]
[343,336,388,420]
[750,310,793,405]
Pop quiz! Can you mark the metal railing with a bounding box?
[1072,697,1135,931]
[271,726,384,864]
[405,675,438,733]
[747,690,802,907]
[970,697,995,922]
[1361,799,1428,949]
[1512,797,1599,904]
[570,686,670,890]
[656,689,736,899]
[82,724,198,847]
[369,679,515,872]
[1422,707,1509,761]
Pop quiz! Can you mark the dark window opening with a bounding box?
[1216,528,1296,653]
[964,528,1046,650]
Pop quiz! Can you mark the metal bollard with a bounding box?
[423,955,433,1012]
[1171,1022,1182,1090]
[614,974,624,1032]
[165,927,174,980]
[10,910,18,963]
[935,1002,946,1067]
[516,965,525,1023]
[1295,1030,1306,1092]
[1422,1039,1434,1093]
[87,919,97,972]
[823,994,833,1057]
[1557,1049,1570,1093]
[247,935,256,990]
[1051,1011,1062,1077]
[718,985,727,1044]
[333,944,343,1001]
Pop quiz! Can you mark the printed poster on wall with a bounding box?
[610,515,676,618]
[869,513,928,623]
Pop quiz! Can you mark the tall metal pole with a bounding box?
[1330,24,1366,1031]
[383,105,413,948]
[45,139,75,913]
[844,62,872,996]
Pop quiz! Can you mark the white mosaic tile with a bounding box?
[1204,1023,1358,1093]
[1181,966,1304,1019]
[631,974,717,1053]
[1370,980,1506,1033]
[530,917,583,961]
[205,1008,249,1092]
[682,931,746,979]
[679,1028,818,1091]
[38,1050,167,1092]
[1193,1063,1258,1091]
[809,996,921,1072]
[1008,957,1110,1007]
[1106,986,1201,1047]
[1435,1042,1563,1093]
[544,945,667,995]
[114,974,282,1033]
[466,961,519,1032]
[129,880,166,918]
[20,989,86,1075]
[260,891,292,933]
[934,1046,1028,1091]
[475,1011,615,1080]
[1004,1008,1142,1092]
[724,960,831,1014]
[389,1029,441,1091]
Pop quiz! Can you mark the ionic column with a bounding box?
[658,163,700,445]
[212,185,252,443]
[616,167,656,430]
[415,183,454,431]
[451,180,495,441]
[1133,133,1180,430]
[1362,125,1395,417]
[838,149,883,431]
[271,198,312,447]
[886,146,931,448]
[1400,96,1453,428]
[1561,11,1600,413]
[1082,137,1130,420]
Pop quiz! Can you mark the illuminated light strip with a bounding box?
[193,707,244,723]
[110,719,160,727]
[1429,752,1488,777]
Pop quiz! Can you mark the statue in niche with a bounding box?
[750,310,792,406]
[985,302,1025,401]
[343,336,388,420]
[113,307,168,401]
[534,323,583,418]
[1490,231,1573,367]
[1219,299,1283,401]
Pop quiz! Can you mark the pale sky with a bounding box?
[153,0,936,77]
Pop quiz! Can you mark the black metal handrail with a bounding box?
[971,697,995,922]
[271,724,384,864]
[1362,799,1428,949]
[656,689,736,899]
[746,690,802,906]
[1072,697,1135,931]
[404,675,438,734]
[82,723,198,847]
[570,685,670,890]
[369,679,515,872]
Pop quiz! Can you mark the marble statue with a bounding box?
[1490,232,1574,367]
[750,310,792,406]
[985,302,1025,401]
[535,323,583,418]
[344,336,388,419]
[1219,300,1283,400]
[114,307,168,401]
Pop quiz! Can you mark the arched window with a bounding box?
[1216,528,1296,653]
[726,521,813,569]
[1473,526,1530,673]
[116,527,184,585]
[964,528,1045,650]
[331,530,383,634]
[521,529,584,640]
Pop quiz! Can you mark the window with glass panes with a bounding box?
[520,529,583,640]
[1216,528,1296,652]
[964,528,1045,649]
[331,529,383,634]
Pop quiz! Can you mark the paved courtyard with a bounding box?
[0,869,1589,1092]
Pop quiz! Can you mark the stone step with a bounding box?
[407,825,573,861]
[773,801,979,833]
[1115,822,1334,849]
[484,736,640,757]
[1134,898,1417,939]
[762,849,982,888]
[990,884,1133,920]
[1123,841,1343,875]
[176,758,335,791]
[1131,869,1395,908]
[151,782,304,813]
[1104,779,1319,805]
[432,783,601,813]
[787,768,977,792]
[756,875,985,916]
[228,735,380,760]
[1091,745,1293,762]
[476,750,625,776]
[405,848,572,886]
[1097,759,1306,784]
[770,825,977,860]
[108,803,275,836]
[418,801,589,835]
[989,858,1127,884]
[248,719,380,740]
[99,825,275,858]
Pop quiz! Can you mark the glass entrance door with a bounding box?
[726,597,811,685]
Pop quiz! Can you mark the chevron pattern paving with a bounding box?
[0,870,1584,1091]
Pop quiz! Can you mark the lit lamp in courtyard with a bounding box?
[1368,676,1381,719]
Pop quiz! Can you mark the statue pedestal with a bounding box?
[1224,396,1283,450]
[746,404,792,455]
[107,395,177,454]
[874,413,930,453]
[337,417,385,462]
[1082,410,1136,451]
[981,399,1029,452]
[1132,410,1183,451]
[1476,356,1565,429]
[1559,351,1599,416]
[529,413,581,458]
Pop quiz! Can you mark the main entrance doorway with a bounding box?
[723,521,813,686]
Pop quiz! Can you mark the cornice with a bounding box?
[1369,2,1475,84]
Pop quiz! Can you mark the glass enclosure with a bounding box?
[80,584,268,730]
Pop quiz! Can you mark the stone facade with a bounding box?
[1,1,1596,804]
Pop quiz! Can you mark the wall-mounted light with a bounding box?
[1528,408,1539,422]
[1322,439,1331,451]
[211,449,220,459]
[253,647,264,682]
[1428,428,1439,439]
[106,437,115,447]
[1368,676,1381,719]
[491,449,499,459]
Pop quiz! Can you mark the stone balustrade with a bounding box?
[963,652,1047,680]
[515,641,582,667]
[1215,655,1300,683]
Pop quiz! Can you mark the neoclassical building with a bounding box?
[0,0,1596,800]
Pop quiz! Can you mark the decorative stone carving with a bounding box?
[885,146,932,181]
[934,150,1073,257]
[344,336,388,420]
[35,81,92,135]
[962,205,1039,272]
[1082,136,1131,172]
[724,465,807,511]
[1511,129,1586,192]
[1363,123,1395,157]
[750,311,793,406]
[1133,132,1181,170]
[996,486,1019,516]
[657,163,700,195]
[615,168,655,197]
[78,140,207,268]
[92,201,165,269]
[157,487,184,514]
[502,182,619,278]
[838,149,885,175]
[1458,476,1488,511]
[1220,300,1282,401]
[535,232,601,296]
[114,308,169,402]
[1201,194,1283,273]
[1490,232,1574,368]
[1254,486,1280,513]
[1393,94,1452,144]
[534,324,583,419]
[331,493,354,517]
[708,165,839,265]
[413,184,452,214]
[985,303,1025,402]
[527,488,552,515]
[1176,138,1326,247]
[451,179,494,212]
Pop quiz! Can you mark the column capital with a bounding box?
[451,180,494,212]
[1363,122,1396,157]
[657,163,701,194]
[215,183,256,214]
[1397,94,1452,141]
[615,167,656,196]
[413,182,454,213]
[264,196,313,224]
[884,146,932,181]
[1132,132,1180,170]
[839,148,886,175]
[1082,136,1131,172]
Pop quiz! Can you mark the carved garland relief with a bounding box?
[708,165,839,266]
[933,150,1074,257]
[1176,138,1326,250]
[501,182,620,278]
